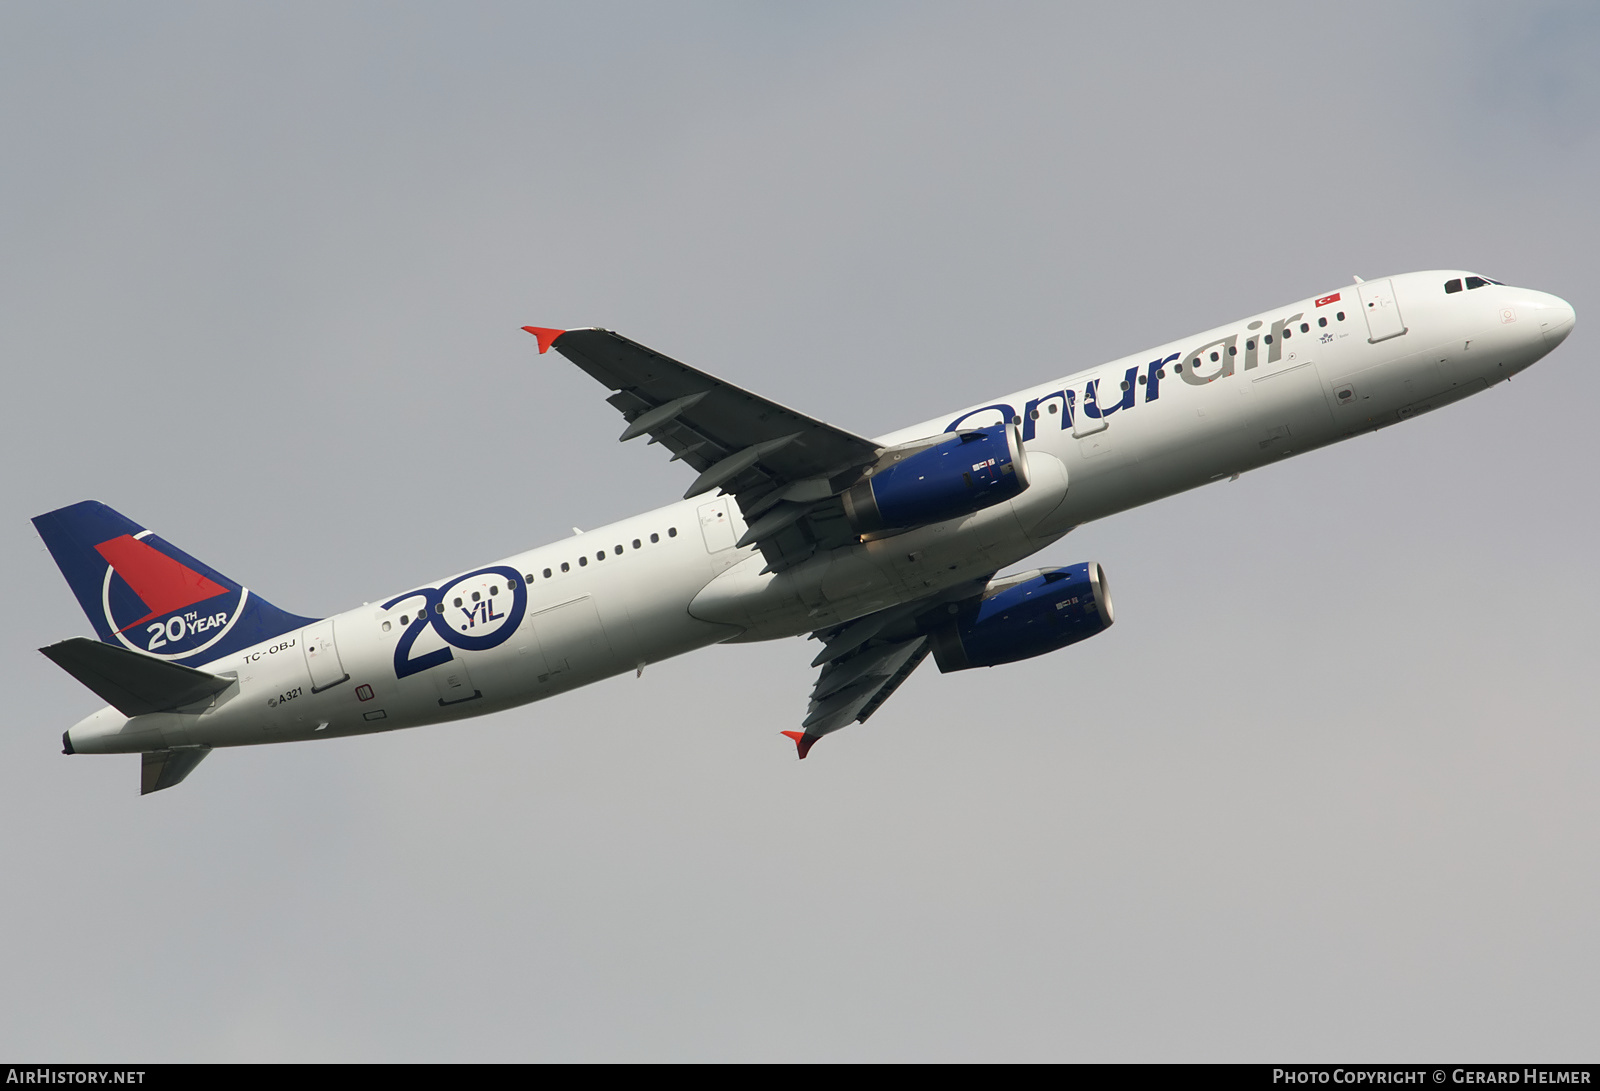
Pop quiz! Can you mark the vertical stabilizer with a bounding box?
[33,501,316,668]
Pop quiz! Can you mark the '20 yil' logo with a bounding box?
[381,567,528,679]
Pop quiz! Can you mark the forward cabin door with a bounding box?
[1357,278,1408,343]
[302,620,349,693]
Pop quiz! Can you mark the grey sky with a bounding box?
[2,1,1596,1060]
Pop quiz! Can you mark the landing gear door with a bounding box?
[302,620,349,693]
[1357,278,1408,344]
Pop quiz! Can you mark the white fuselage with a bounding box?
[65,272,1576,755]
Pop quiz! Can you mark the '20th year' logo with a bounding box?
[97,532,245,662]
[381,566,528,679]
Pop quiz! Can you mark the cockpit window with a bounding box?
[1465,276,1489,290]
[1445,278,1463,294]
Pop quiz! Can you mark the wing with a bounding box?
[785,637,931,758]
[780,575,994,758]
[528,327,883,572]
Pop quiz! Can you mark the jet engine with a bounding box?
[926,562,1113,672]
[841,422,1030,534]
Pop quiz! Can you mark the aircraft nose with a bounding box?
[1539,293,1576,349]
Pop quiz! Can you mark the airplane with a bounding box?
[34,271,1575,794]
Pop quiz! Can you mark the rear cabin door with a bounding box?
[301,620,349,693]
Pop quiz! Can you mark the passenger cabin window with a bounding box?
[543,568,552,578]
[1445,278,1463,294]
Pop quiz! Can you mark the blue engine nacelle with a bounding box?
[927,563,1114,672]
[842,422,1029,534]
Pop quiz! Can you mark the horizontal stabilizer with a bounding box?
[141,747,212,795]
[41,637,235,717]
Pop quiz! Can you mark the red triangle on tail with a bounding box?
[94,535,229,630]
